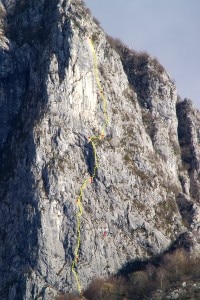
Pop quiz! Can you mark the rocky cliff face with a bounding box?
[0,0,200,299]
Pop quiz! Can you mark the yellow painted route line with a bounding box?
[88,38,109,135]
[71,37,108,295]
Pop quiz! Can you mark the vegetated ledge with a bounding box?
[56,232,200,300]
[106,35,165,79]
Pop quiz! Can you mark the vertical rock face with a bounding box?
[177,99,200,200]
[0,0,200,299]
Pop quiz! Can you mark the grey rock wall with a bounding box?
[0,0,200,299]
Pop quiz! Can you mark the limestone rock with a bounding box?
[0,0,200,299]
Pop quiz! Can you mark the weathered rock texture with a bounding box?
[0,0,200,299]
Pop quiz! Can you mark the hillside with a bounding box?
[0,0,200,299]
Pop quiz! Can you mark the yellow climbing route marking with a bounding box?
[88,37,109,136]
[71,36,109,294]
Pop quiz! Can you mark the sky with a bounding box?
[84,0,200,109]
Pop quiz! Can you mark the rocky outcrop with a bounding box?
[0,0,200,299]
[177,99,200,201]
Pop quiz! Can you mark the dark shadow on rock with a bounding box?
[176,100,193,168]
[84,141,98,180]
[42,165,50,197]
[117,232,193,278]
[176,193,194,228]
[0,0,72,298]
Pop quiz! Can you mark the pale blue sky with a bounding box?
[85,0,200,109]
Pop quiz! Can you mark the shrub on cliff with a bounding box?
[82,249,200,299]
[107,35,165,77]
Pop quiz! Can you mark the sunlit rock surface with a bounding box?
[0,0,200,299]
